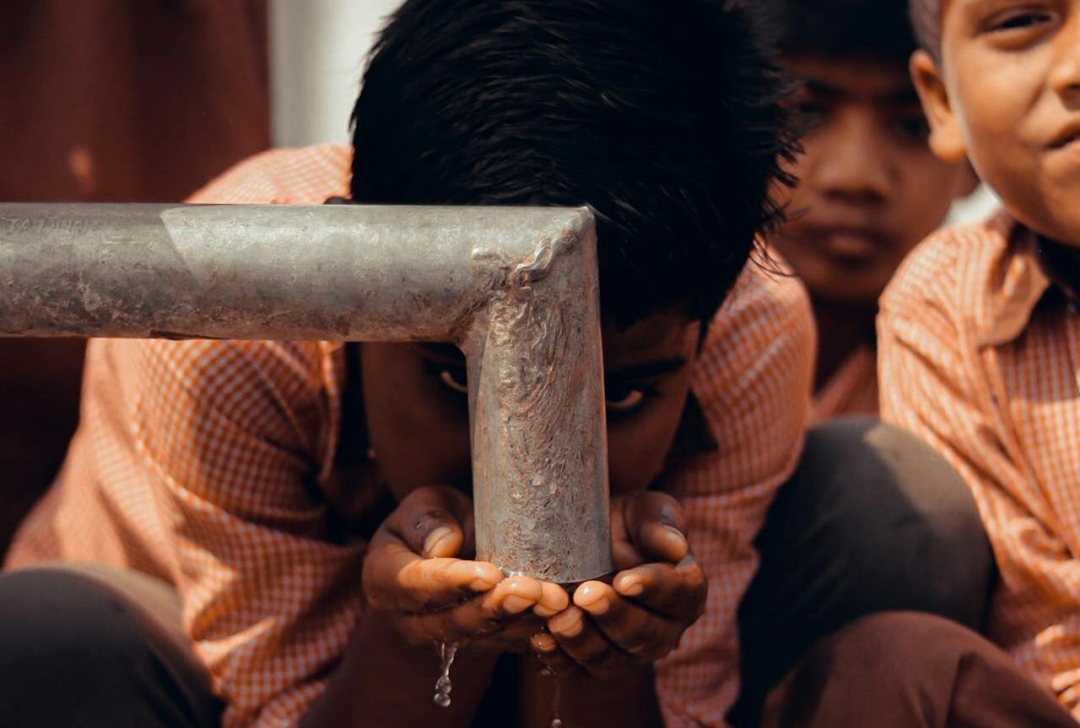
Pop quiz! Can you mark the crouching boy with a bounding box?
[0,1,810,727]
[868,0,1080,724]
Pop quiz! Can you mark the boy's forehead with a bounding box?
[600,309,700,370]
[786,53,918,102]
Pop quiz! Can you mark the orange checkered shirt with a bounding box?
[6,144,815,728]
[810,345,878,424]
[879,211,1080,716]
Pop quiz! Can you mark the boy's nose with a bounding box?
[1049,11,1080,104]
[812,110,892,205]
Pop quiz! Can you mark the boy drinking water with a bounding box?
[0,0,1002,726]
[876,0,1080,720]
[0,1,814,726]
[753,0,975,422]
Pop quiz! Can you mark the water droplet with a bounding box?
[551,676,564,728]
[432,642,458,709]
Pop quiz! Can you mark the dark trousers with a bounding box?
[731,417,998,727]
[0,418,1067,727]
[760,611,1077,728]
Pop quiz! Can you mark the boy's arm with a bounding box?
[878,233,1080,715]
[655,264,816,728]
[133,338,372,728]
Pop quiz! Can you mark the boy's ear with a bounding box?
[911,50,968,164]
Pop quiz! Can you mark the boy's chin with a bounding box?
[1012,205,1080,252]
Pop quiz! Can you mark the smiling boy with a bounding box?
[753,0,975,422]
[878,0,1080,719]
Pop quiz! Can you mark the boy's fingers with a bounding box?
[398,555,505,600]
[548,606,632,676]
[531,631,579,676]
[612,559,706,621]
[534,580,572,617]
[610,500,649,571]
[384,485,473,558]
[364,540,503,612]
[404,577,549,646]
[574,581,679,660]
[622,492,689,564]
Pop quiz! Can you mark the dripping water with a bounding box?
[550,674,564,728]
[433,642,458,708]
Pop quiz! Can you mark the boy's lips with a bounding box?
[822,230,881,260]
[796,223,890,262]
[1048,121,1080,150]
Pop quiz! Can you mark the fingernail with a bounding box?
[659,504,682,530]
[533,632,557,652]
[616,577,645,597]
[470,576,499,592]
[584,596,611,615]
[573,581,605,606]
[550,611,584,637]
[534,604,560,618]
[503,595,534,614]
[573,589,604,609]
[662,525,686,543]
[424,527,454,555]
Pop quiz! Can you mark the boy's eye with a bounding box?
[785,87,827,131]
[891,114,931,144]
[434,365,660,415]
[607,388,645,413]
[793,100,826,131]
[605,382,659,415]
[983,8,1054,36]
[993,11,1049,30]
[438,367,469,395]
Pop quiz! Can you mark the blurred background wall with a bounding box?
[271,0,403,147]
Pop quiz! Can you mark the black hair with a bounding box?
[350,0,795,327]
[745,0,917,66]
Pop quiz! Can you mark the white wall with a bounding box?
[270,0,403,147]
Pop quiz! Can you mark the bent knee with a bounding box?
[0,569,160,690]
[820,611,986,663]
[798,417,994,626]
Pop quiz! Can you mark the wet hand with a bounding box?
[532,492,707,676]
[362,485,569,651]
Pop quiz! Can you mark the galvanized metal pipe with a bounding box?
[0,203,612,584]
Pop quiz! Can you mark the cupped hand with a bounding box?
[362,485,569,651]
[533,491,707,676]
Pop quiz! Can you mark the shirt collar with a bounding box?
[976,216,1053,348]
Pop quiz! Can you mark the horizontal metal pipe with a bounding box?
[0,202,612,584]
[1,203,584,342]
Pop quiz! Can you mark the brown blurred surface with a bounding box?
[0,0,270,556]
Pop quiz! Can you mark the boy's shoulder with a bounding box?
[694,252,814,407]
[881,210,1018,329]
[718,252,810,324]
[186,144,352,205]
[701,253,813,361]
